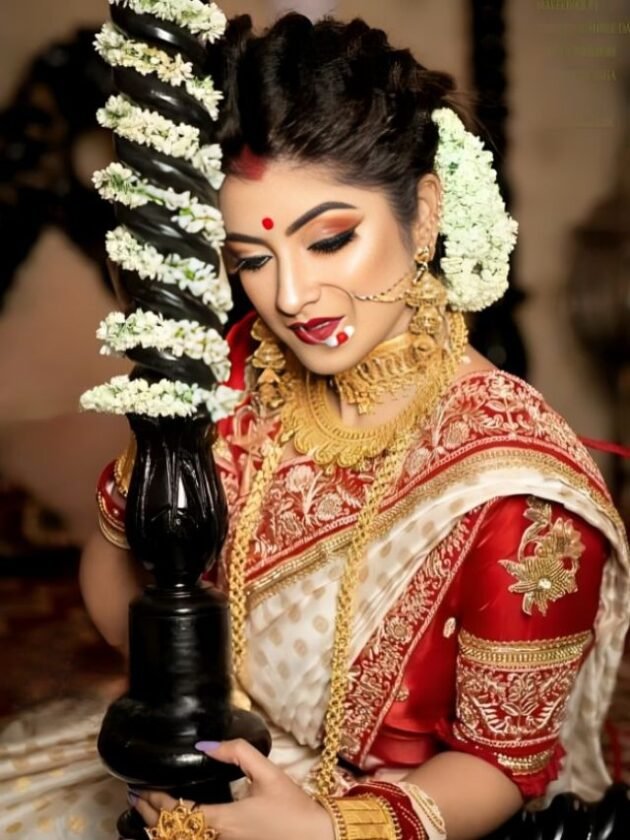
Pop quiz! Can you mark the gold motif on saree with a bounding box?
[499,498,584,615]
[455,629,591,750]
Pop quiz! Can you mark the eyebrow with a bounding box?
[285,201,357,235]
[225,201,358,245]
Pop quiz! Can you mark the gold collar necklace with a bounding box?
[333,328,429,415]
[279,312,468,470]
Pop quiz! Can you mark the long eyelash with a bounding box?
[309,229,357,254]
[232,255,271,274]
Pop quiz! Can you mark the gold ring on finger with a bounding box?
[144,798,218,839]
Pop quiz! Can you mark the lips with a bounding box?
[288,317,343,345]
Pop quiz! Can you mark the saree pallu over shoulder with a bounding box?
[225,370,630,801]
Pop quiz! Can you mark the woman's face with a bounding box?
[219,159,428,376]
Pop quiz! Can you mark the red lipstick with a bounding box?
[289,317,343,345]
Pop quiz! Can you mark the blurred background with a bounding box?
[0,0,629,777]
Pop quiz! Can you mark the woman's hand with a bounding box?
[131,739,334,840]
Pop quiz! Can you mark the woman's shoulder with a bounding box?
[442,365,591,462]
[403,362,610,502]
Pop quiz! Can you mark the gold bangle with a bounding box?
[97,509,130,550]
[314,794,400,840]
[114,436,137,498]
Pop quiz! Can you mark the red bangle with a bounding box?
[96,460,128,548]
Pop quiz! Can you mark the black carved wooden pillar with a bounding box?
[88,6,271,839]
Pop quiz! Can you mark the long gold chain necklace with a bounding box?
[228,312,468,795]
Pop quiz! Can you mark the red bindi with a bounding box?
[262,217,274,230]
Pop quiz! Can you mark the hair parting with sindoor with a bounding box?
[211,13,467,247]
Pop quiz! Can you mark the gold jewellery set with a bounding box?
[229,246,469,805]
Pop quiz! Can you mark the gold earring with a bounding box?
[250,318,287,412]
[406,245,448,361]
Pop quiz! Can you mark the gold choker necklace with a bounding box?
[333,329,429,415]
[280,312,468,469]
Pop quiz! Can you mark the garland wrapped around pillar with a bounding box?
[80,2,270,838]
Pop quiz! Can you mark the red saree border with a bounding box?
[339,502,494,765]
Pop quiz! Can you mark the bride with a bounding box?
[2,11,629,840]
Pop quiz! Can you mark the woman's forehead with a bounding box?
[219,159,385,227]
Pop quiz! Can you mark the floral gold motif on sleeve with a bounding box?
[499,498,584,615]
[454,629,591,756]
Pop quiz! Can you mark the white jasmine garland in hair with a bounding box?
[106,227,232,321]
[432,107,518,312]
[98,310,231,382]
[98,96,224,188]
[93,163,225,245]
[108,0,227,43]
[81,376,242,421]
[95,25,222,119]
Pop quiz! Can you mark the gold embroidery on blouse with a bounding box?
[499,498,585,616]
[458,628,592,668]
[496,749,554,774]
[455,630,591,749]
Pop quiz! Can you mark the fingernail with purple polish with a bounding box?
[128,792,139,806]
[195,740,221,753]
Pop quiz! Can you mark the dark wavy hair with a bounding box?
[211,13,464,240]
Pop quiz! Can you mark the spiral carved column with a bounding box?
[82,3,270,838]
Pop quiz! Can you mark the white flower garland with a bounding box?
[432,107,518,312]
[109,0,226,44]
[98,310,231,382]
[81,375,242,421]
[95,24,222,120]
[98,95,224,188]
[93,162,225,245]
[106,227,231,322]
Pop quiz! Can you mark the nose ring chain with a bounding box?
[350,246,431,304]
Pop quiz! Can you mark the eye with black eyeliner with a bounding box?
[308,227,357,254]
[231,255,272,274]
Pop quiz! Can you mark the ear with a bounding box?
[413,174,442,256]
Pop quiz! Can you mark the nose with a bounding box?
[275,259,320,317]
